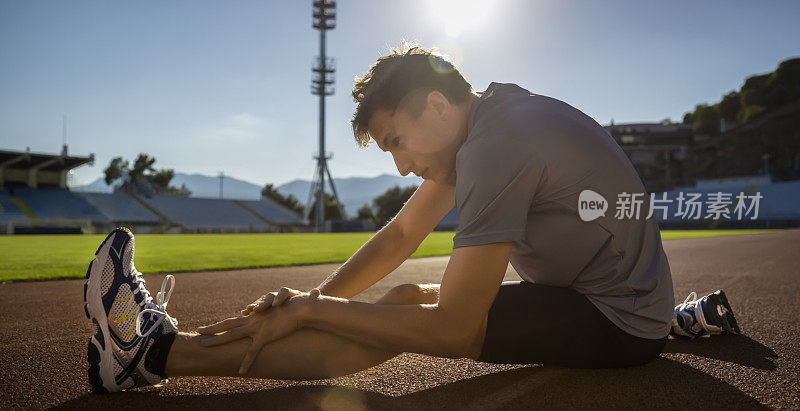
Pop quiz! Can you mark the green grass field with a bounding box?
[0,229,779,282]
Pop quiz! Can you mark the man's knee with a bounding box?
[378,283,438,305]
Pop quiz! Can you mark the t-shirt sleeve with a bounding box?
[453,134,547,248]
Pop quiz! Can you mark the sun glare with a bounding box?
[429,0,497,37]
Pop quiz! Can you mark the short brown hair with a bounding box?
[351,42,474,148]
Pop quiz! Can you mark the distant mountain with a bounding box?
[72,173,263,200]
[72,177,114,194]
[276,174,422,216]
[72,172,422,216]
[171,173,262,200]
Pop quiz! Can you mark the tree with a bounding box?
[104,154,190,197]
[740,72,771,109]
[261,184,304,216]
[718,90,742,124]
[372,185,418,227]
[692,104,721,135]
[104,157,127,185]
[354,204,376,222]
[679,57,800,130]
[738,105,768,124]
[736,58,800,124]
[307,192,344,221]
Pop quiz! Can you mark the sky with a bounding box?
[1,0,798,188]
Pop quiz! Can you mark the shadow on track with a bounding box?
[664,335,778,371]
[55,356,765,410]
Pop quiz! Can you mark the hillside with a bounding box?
[668,57,800,184]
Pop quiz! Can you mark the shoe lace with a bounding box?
[134,273,178,338]
[677,291,710,334]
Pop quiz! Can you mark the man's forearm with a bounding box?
[317,221,418,299]
[296,294,473,358]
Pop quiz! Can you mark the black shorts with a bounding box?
[477,281,667,368]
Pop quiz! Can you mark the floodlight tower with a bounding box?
[307,0,343,231]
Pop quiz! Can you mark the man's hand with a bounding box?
[241,286,310,316]
[197,288,321,374]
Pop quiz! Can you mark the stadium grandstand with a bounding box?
[1,147,97,234]
[139,195,272,233]
[436,208,458,231]
[235,199,307,226]
[0,147,305,234]
[78,192,162,230]
[652,178,800,229]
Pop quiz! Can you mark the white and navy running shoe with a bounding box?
[84,227,178,393]
[671,290,741,339]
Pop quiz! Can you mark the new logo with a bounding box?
[578,190,608,222]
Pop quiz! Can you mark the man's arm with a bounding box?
[316,179,455,299]
[301,242,511,358]
[199,241,512,371]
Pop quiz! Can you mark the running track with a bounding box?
[1,230,798,409]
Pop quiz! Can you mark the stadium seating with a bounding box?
[753,180,800,220]
[0,190,28,226]
[141,194,270,231]
[653,184,751,223]
[436,208,458,231]
[1,178,795,234]
[653,181,799,227]
[77,192,160,224]
[235,199,304,225]
[13,188,108,223]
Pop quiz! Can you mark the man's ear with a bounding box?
[426,91,450,119]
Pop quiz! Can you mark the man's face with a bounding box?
[367,91,468,184]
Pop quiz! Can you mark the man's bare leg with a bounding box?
[165,283,442,380]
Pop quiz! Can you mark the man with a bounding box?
[83,44,740,393]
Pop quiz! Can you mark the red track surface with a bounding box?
[1,230,798,409]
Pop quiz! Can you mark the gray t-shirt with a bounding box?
[453,82,675,339]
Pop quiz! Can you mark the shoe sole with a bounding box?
[704,290,741,335]
[715,290,741,334]
[85,227,134,393]
[87,326,109,394]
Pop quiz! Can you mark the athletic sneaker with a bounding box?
[671,290,741,339]
[84,227,179,393]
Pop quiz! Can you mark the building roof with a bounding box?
[0,148,94,172]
